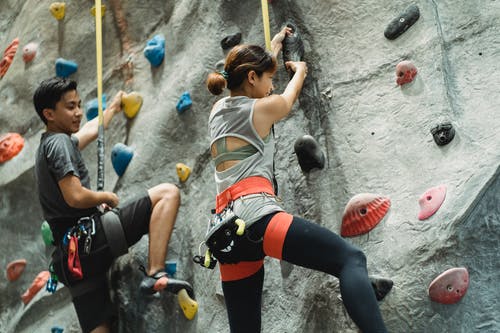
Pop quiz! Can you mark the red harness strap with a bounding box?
[216,176,274,213]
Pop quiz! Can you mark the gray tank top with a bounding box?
[209,96,284,225]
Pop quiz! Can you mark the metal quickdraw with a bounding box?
[46,264,58,293]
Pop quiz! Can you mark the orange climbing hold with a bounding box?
[0,133,25,163]
[341,193,391,237]
[176,163,191,183]
[6,259,27,282]
[21,271,50,305]
[22,42,38,63]
[0,38,19,79]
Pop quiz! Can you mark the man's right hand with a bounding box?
[104,192,119,208]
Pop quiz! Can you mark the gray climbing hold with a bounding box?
[384,4,420,40]
[294,135,325,172]
[431,123,455,146]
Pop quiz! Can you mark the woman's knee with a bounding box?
[148,183,180,206]
[346,246,367,268]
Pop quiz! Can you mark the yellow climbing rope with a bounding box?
[95,0,105,190]
[260,0,271,51]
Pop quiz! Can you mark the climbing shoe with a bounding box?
[139,265,195,298]
[369,275,394,301]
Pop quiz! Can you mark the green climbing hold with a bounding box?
[41,221,54,246]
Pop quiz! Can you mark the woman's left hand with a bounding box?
[271,26,292,57]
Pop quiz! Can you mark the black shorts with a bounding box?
[52,190,152,333]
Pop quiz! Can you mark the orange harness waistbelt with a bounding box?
[216,176,274,213]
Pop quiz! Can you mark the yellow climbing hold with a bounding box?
[176,163,191,183]
[50,2,66,21]
[121,92,143,119]
[177,289,198,320]
[91,5,106,17]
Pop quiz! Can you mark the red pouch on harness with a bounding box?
[67,235,83,280]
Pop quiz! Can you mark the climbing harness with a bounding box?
[193,176,275,269]
[193,207,246,269]
[62,216,96,279]
[47,211,128,297]
[100,210,128,258]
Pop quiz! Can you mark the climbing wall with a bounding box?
[0,0,499,332]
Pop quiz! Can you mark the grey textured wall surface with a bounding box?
[1,0,499,332]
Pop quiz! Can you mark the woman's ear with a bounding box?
[247,70,257,86]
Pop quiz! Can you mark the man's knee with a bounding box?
[149,183,180,206]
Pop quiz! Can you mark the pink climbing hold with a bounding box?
[341,193,391,237]
[21,271,50,305]
[6,259,27,282]
[0,38,19,78]
[428,267,469,305]
[418,185,446,220]
[396,60,417,85]
[22,42,38,63]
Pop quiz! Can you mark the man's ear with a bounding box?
[42,108,54,122]
[247,70,257,86]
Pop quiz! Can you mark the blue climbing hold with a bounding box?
[85,94,107,120]
[165,260,177,277]
[51,326,64,333]
[143,34,165,67]
[176,91,192,113]
[111,143,133,176]
[55,58,78,78]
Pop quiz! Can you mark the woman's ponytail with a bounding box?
[206,71,227,95]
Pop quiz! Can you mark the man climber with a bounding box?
[33,77,195,333]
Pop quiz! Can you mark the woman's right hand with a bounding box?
[285,61,308,76]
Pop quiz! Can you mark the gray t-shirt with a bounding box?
[209,96,284,226]
[35,132,97,226]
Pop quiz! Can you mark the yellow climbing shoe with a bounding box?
[122,92,143,119]
[49,2,66,21]
[177,289,198,320]
[176,163,191,183]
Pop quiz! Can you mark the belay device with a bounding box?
[193,208,246,269]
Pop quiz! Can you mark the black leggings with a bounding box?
[220,213,387,333]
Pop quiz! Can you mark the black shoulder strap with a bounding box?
[272,125,278,195]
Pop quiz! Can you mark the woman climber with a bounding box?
[204,27,389,333]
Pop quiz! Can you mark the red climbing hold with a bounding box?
[21,271,51,305]
[0,133,25,163]
[0,38,19,78]
[418,185,446,220]
[341,193,391,237]
[428,267,469,304]
[396,60,417,85]
[22,42,38,63]
[6,259,27,282]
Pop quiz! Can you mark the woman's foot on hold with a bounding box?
[369,275,394,301]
